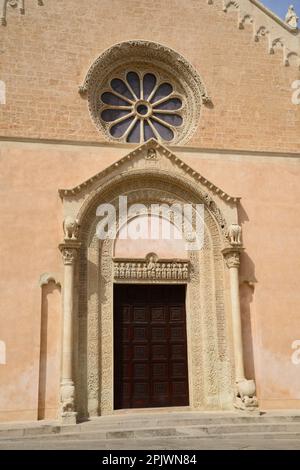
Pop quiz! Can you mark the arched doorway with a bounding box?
[58,141,258,422]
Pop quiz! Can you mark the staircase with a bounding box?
[1,411,300,449]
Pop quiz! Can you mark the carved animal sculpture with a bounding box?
[61,384,74,413]
[226,224,242,245]
[63,216,79,240]
[285,5,299,28]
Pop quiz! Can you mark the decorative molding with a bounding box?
[114,254,190,282]
[1,0,43,26]
[207,0,300,68]
[79,40,211,145]
[59,139,240,205]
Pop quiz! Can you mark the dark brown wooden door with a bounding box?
[114,284,189,409]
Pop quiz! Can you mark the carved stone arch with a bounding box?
[76,169,229,243]
[73,171,235,418]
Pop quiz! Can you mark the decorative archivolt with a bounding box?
[59,140,240,249]
[0,0,43,25]
[207,0,300,68]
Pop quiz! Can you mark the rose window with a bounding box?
[99,71,184,144]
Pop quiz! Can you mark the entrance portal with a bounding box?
[114,284,189,409]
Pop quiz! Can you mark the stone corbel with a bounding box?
[222,226,258,411]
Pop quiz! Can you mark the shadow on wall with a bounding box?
[238,203,258,382]
[38,281,61,420]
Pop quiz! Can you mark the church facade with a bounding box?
[0,0,300,424]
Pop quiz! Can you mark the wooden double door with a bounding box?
[114,284,189,409]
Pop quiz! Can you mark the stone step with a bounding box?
[2,429,300,447]
[2,421,300,442]
[1,411,300,441]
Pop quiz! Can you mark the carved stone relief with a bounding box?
[74,181,235,418]
[113,255,190,282]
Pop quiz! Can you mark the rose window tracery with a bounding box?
[80,41,209,145]
[100,71,183,144]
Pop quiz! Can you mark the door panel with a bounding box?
[114,284,189,409]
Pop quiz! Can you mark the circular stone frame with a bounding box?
[79,40,210,145]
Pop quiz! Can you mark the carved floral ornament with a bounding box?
[0,0,43,25]
[79,41,211,145]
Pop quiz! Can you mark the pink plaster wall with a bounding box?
[0,141,300,420]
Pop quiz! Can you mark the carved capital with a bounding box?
[222,247,243,269]
[59,241,81,265]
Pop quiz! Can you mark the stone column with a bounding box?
[222,243,258,411]
[59,240,81,424]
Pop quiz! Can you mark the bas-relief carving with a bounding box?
[114,255,190,282]
[0,0,43,26]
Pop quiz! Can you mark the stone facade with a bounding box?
[0,0,300,422]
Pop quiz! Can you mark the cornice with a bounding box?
[1,135,300,159]
[58,139,240,203]
[249,0,298,33]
